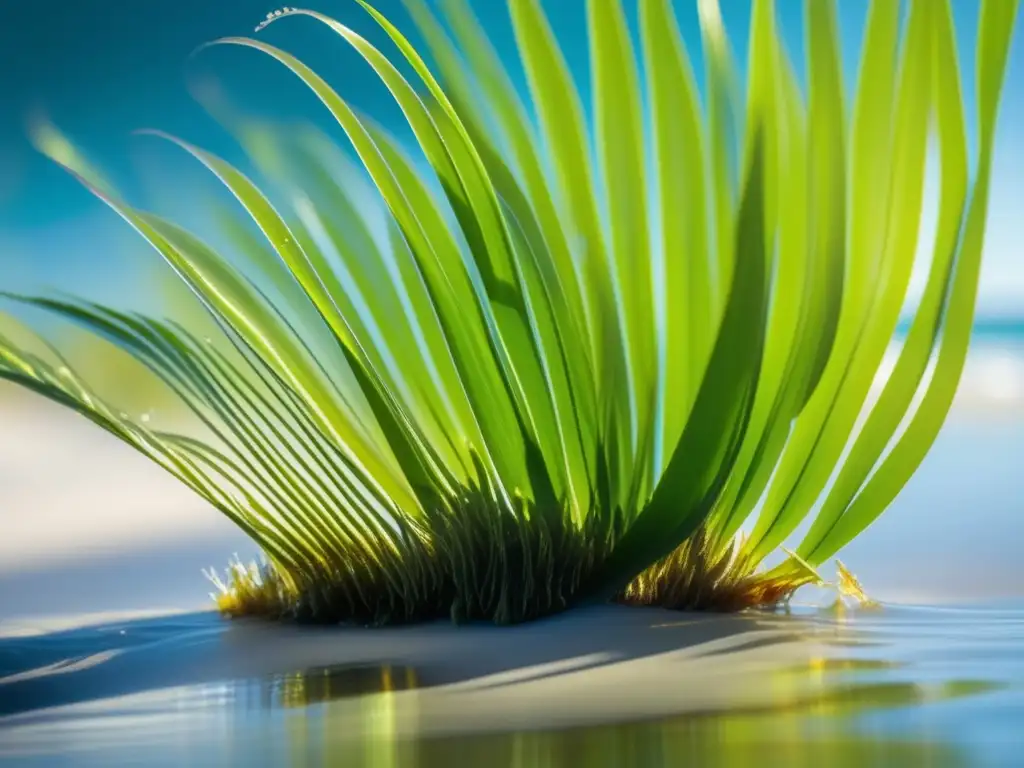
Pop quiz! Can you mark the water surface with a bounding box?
[1,603,1021,766]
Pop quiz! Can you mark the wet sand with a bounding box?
[0,605,847,731]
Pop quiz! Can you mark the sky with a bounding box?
[0,0,1021,315]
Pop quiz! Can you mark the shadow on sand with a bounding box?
[0,604,828,720]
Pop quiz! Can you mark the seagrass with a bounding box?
[1,0,1017,624]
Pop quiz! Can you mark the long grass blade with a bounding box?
[803,0,1020,561]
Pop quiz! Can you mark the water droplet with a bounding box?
[57,366,71,377]
[118,412,128,420]
[266,11,274,18]
[140,412,151,424]
[204,337,214,345]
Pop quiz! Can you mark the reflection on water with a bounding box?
[0,605,1021,767]
[0,662,988,767]
[259,659,993,767]
[266,664,419,709]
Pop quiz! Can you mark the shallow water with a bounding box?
[0,603,1022,767]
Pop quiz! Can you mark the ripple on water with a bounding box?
[0,604,1021,767]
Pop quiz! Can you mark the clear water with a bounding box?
[0,603,1022,767]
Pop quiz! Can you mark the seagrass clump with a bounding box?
[1,0,1018,624]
